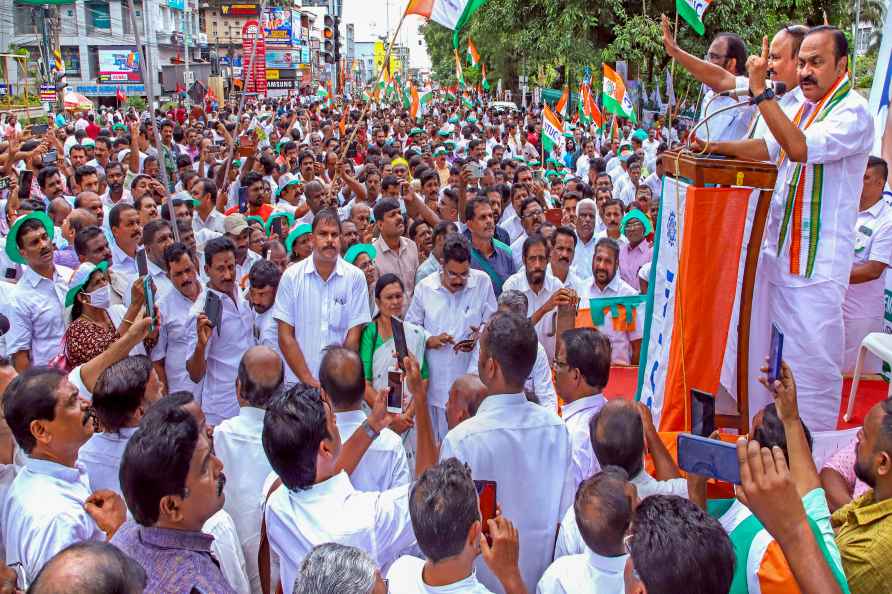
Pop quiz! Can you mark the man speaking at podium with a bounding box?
[693,26,873,431]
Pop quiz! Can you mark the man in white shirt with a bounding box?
[108,203,142,307]
[843,156,892,373]
[553,329,610,491]
[274,209,371,388]
[191,178,226,235]
[555,400,687,559]
[574,140,598,180]
[262,385,417,592]
[406,234,497,441]
[440,312,574,592]
[141,219,175,302]
[215,346,283,594]
[386,459,527,594]
[570,200,599,283]
[321,346,410,492]
[153,242,204,397]
[5,212,73,371]
[509,198,545,270]
[222,215,260,287]
[187,236,255,426]
[2,367,126,586]
[537,468,632,594]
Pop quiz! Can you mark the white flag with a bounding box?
[665,67,677,106]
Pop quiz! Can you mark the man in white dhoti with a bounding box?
[703,26,874,431]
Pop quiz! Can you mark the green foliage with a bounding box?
[854,49,879,92]
[421,0,888,104]
[127,96,147,111]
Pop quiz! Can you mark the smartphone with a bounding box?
[0,177,10,191]
[18,170,32,199]
[238,135,254,157]
[238,186,249,214]
[387,369,403,414]
[204,290,222,336]
[143,277,156,333]
[690,389,715,438]
[474,480,497,546]
[677,433,740,485]
[42,150,57,166]
[136,248,149,277]
[30,123,49,136]
[270,216,284,239]
[391,317,409,371]
[768,322,784,385]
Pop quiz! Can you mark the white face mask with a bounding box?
[85,285,111,310]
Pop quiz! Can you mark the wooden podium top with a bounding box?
[660,150,778,190]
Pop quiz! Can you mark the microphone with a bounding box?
[720,77,787,99]
[0,314,8,337]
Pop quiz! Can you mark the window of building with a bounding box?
[13,3,38,35]
[87,2,112,33]
[61,47,81,76]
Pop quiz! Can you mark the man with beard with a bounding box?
[187,237,255,426]
[102,162,132,210]
[2,367,127,586]
[503,233,567,363]
[247,259,283,354]
[833,396,892,594]
[153,243,204,396]
[510,197,546,270]
[5,213,73,371]
[274,209,371,388]
[572,238,642,365]
[571,199,601,283]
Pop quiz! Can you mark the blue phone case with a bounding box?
[677,433,741,485]
[768,323,784,384]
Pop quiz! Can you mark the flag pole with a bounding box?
[666,10,679,127]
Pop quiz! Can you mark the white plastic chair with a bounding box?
[845,332,892,422]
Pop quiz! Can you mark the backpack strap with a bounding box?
[258,478,284,594]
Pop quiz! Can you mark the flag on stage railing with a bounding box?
[555,85,570,119]
[407,0,489,47]
[410,84,420,119]
[676,0,714,35]
[541,103,564,153]
[603,64,636,122]
[454,49,465,87]
[481,63,490,92]
[467,38,480,66]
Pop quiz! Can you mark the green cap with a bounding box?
[544,169,559,179]
[448,115,459,124]
[444,141,456,149]
[467,116,478,123]
[64,260,109,308]
[437,129,450,137]
[5,211,54,265]
[344,243,377,265]
[433,147,447,157]
[264,211,294,236]
[408,127,424,137]
[285,223,313,254]
[632,128,647,141]
[528,159,541,167]
[620,209,654,236]
[275,177,302,197]
[512,155,526,163]
[246,215,265,228]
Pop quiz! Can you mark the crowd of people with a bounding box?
[0,18,887,594]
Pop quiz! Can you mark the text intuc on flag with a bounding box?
[676,0,715,35]
[407,0,489,47]
[541,104,564,153]
[603,64,636,122]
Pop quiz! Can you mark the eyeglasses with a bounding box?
[444,269,470,280]
[551,358,571,371]
[706,52,728,62]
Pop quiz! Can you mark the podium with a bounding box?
[639,151,777,434]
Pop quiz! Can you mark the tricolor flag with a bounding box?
[467,38,481,66]
[676,0,714,35]
[462,93,475,109]
[454,49,465,87]
[541,103,564,153]
[603,64,636,122]
[407,0,489,47]
[481,63,491,92]
[555,85,570,119]
[420,88,434,110]
[578,83,604,129]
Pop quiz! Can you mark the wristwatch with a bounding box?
[360,419,380,440]
[752,87,776,106]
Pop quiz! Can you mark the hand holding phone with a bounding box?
[391,317,409,371]
[142,277,156,333]
[678,433,740,484]
[768,323,784,387]
[474,480,497,546]
[136,248,149,278]
[238,186,249,214]
[387,369,403,414]
[203,291,223,337]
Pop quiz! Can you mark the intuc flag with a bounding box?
[407,0,489,47]
[541,103,564,153]
[467,38,480,66]
[603,64,636,122]
[555,85,570,119]
[676,0,714,35]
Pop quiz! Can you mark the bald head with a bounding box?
[236,346,284,409]
[447,374,487,429]
[305,180,325,211]
[29,541,146,594]
[319,346,365,409]
[590,400,645,478]
[67,207,99,234]
[49,197,72,226]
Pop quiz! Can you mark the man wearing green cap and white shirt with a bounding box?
[618,210,653,289]
[5,212,74,371]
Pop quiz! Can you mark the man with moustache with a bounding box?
[274,209,371,388]
[571,199,600,283]
[187,237,255,426]
[463,197,515,297]
[101,162,132,210]
[108,203,143,306]
[704,27,873,430]
[2,367,127,586]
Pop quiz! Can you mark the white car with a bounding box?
[490,101,518,113]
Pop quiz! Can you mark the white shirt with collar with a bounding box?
[405,269,497,410]
[536,548,628,594]
[189,286,255,426]
[203,508,252,594]
[571,233,598,283]
[439,393,574,592]
[845,198,892,320]
[503,268,563,362]
[265,471,417,593]
[509,231,528,270]
[572,273,643,366]
[562,394,607,491]
[236,250,261,287]
[271,256,371,386]
[6,265,72,366]
[78,426,140,495]
[642,172,662,202]
[555,467,687,558]
[146,259,173,303]
[214,406,274,594]
[335,409,411,492]
[698,90,757,143]
[100,188,132,210]
[2,457,104,587]
[110,241,138,307]
[387,555,496,593]
[153,283,204,399]
[193,208,226,235]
